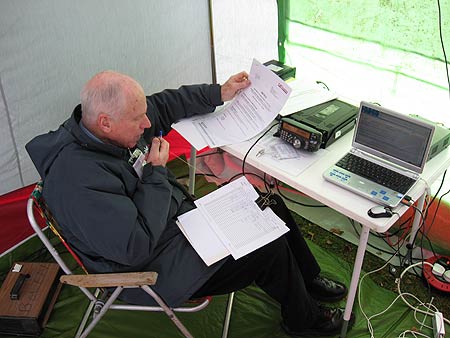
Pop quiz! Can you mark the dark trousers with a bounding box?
[193,194,321,330]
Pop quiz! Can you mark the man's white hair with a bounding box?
[80,71,129,126]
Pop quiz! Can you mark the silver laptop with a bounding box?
[323,101,435,208]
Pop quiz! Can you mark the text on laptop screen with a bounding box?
[354,105,433,169]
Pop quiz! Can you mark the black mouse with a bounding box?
[367,205,393,218]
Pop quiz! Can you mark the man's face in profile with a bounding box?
[109,93,150,148]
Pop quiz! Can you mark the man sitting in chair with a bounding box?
[26,70,354,337]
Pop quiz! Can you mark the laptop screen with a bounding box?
[353,102,435,173]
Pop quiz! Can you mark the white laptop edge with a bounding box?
[322,101,435,207]
[354,101,435,174]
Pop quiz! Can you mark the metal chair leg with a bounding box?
[141,285,194,338]
[75,288,101,338]
[79,287,123,338]
[221,292,234,338]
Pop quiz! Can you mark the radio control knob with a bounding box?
[293,138,303,149]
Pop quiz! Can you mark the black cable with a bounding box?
[437,0,450,100]
[275,179,327,208]
[263,172,272,192]
[349,218,403,256]
[419,227,438,257]
[413,185,450,272]
[423,185,450,239]
[185,124,276,190]
[220,124,279,189]
[409,171,446,249]
[408,204,427,253]
[400,203,432,277]
[241,124,278,176]
[423,170,446,220]
[361,214,424,270]
[369,216,412,239]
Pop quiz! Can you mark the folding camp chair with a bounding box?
[27,181,234,338]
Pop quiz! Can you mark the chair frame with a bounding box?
[27,181,234,338]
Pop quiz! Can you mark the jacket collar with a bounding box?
[64,104,130,159]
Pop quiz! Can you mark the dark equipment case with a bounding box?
[0,262,61,336]
[288,99,358,149]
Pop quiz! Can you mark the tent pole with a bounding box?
[188,0,217,195]
[208,0,217,85]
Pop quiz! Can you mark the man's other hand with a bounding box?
[220,71,251,102]
[146,137,170,167]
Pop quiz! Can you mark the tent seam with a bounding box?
[0,74,24,187]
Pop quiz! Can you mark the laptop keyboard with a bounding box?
[336,153,416,194]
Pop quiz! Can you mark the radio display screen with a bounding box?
[282,122,310,139]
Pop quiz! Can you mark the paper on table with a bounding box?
[278,78,337,117]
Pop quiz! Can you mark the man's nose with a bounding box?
[143,115,151,129]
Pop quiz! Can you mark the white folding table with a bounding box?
[222,129,450,337]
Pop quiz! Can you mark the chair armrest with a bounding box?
[60,271,158,287]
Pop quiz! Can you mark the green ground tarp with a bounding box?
[1,159,448,337]
[1,233,445,337]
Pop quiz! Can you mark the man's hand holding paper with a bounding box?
[173,59,292,149]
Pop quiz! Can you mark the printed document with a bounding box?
[177,209,229,266]
[176,177,289,266]
[172,59,292,149]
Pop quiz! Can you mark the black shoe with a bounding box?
[281,306,355,337]
[307,275,348,302]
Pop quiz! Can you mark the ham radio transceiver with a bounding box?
[277,99,358,151]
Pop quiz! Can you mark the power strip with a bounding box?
[433,312,445,338]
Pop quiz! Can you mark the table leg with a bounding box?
[188,146,197,195]
[340,224,370,338]
[408,193,426,247]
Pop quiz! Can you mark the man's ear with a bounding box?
[98,113,112,133]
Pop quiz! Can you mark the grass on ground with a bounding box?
[293,209,450,320]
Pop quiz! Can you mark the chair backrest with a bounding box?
[27,181,88,273]
[26,181,97,302]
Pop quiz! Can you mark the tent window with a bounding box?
[277,0,450,125]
